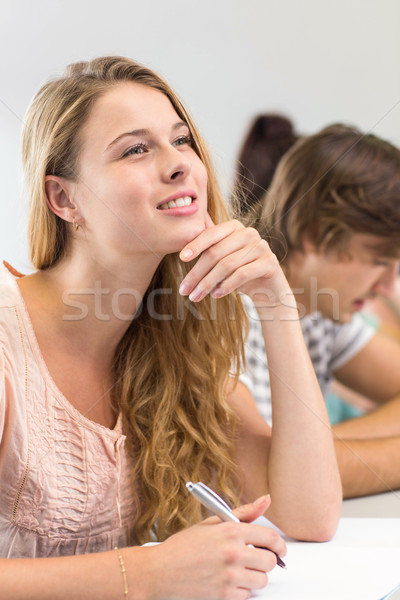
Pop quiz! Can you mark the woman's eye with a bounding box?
[123,143,147,157]
[173,135,193,147]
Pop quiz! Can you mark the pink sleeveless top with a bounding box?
[0,262,137,557]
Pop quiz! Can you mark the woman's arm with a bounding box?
[0,548,136,600]
[0,498,285,600]
[256,297,342,541]
[228,313,342,542]
[179,218,342,542]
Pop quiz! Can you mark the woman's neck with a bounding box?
[17,251,162,366]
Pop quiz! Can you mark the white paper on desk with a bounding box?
[252,518,400,600]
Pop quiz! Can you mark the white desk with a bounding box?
[253,493,400,599]
[342,490,400,518]
[254,517,400,600]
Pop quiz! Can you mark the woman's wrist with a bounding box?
[114,547,129,599]
[250,291,299,321]
[123,545,159,600]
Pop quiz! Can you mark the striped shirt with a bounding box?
[239,295,376,424]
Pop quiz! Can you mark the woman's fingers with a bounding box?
[233,494,272,522]
[210,250,278,299]
[179,221,277,301]
[181,239,265,300]
[179,219,243,262]
[201,495,286,565]
[200,520,285,580]
[156,516,285,599]
[239,522,286,563]
[204,211,215,229]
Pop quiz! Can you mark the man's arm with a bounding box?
[332,330,400,442]
[333,395,400,439]
[334,435,400,498]
[333,331,400,404]
[332,331,400,497]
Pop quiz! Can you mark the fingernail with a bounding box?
[179,280,190,295]
[254,494,270,506]
[211,287,224,298]
[189,286,203,302]
[180,248,193,260]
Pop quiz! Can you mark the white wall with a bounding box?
[1,0,399,271]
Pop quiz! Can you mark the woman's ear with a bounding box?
[45,175,77,224]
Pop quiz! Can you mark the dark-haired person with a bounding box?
[232,114,298,213]
[239,124,400,498]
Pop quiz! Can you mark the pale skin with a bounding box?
[179,221,341,540]
[0,81,341,598]
[0,499,284,600]
[285,239,400,497]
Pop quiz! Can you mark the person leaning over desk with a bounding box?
[235,123,400,499]
[0,56,341,599]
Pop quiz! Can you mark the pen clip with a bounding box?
[194,482,234,514]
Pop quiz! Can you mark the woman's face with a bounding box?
[70,82,208,261]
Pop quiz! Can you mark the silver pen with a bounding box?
[186,481,286,569]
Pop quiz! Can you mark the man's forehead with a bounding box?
[329,233,400,262]
[360,237,400,260]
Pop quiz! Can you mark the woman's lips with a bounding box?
[157,195,194,210]
[157,198,199,216]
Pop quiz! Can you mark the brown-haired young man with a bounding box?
[239,124,400,498]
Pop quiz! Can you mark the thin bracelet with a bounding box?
[114,546,129,599]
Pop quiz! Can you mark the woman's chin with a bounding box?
[168,224,207,255]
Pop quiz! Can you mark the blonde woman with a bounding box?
[0,56,341,599]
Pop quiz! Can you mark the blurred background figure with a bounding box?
[233,116,400,427]
[232,114,298,214]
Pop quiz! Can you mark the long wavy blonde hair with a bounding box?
[22,56,247,543]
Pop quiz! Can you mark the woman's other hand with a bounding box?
[143,494,286,600]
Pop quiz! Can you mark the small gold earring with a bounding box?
[72,218,80,232]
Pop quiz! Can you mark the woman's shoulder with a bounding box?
[0,262,22,308]
[0,262,26,349]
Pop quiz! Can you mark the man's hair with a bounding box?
[256,124,400,263]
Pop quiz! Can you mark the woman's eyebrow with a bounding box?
[106,121,188,151]
[106,128,149,151]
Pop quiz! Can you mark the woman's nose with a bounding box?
[161,146,191,182]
